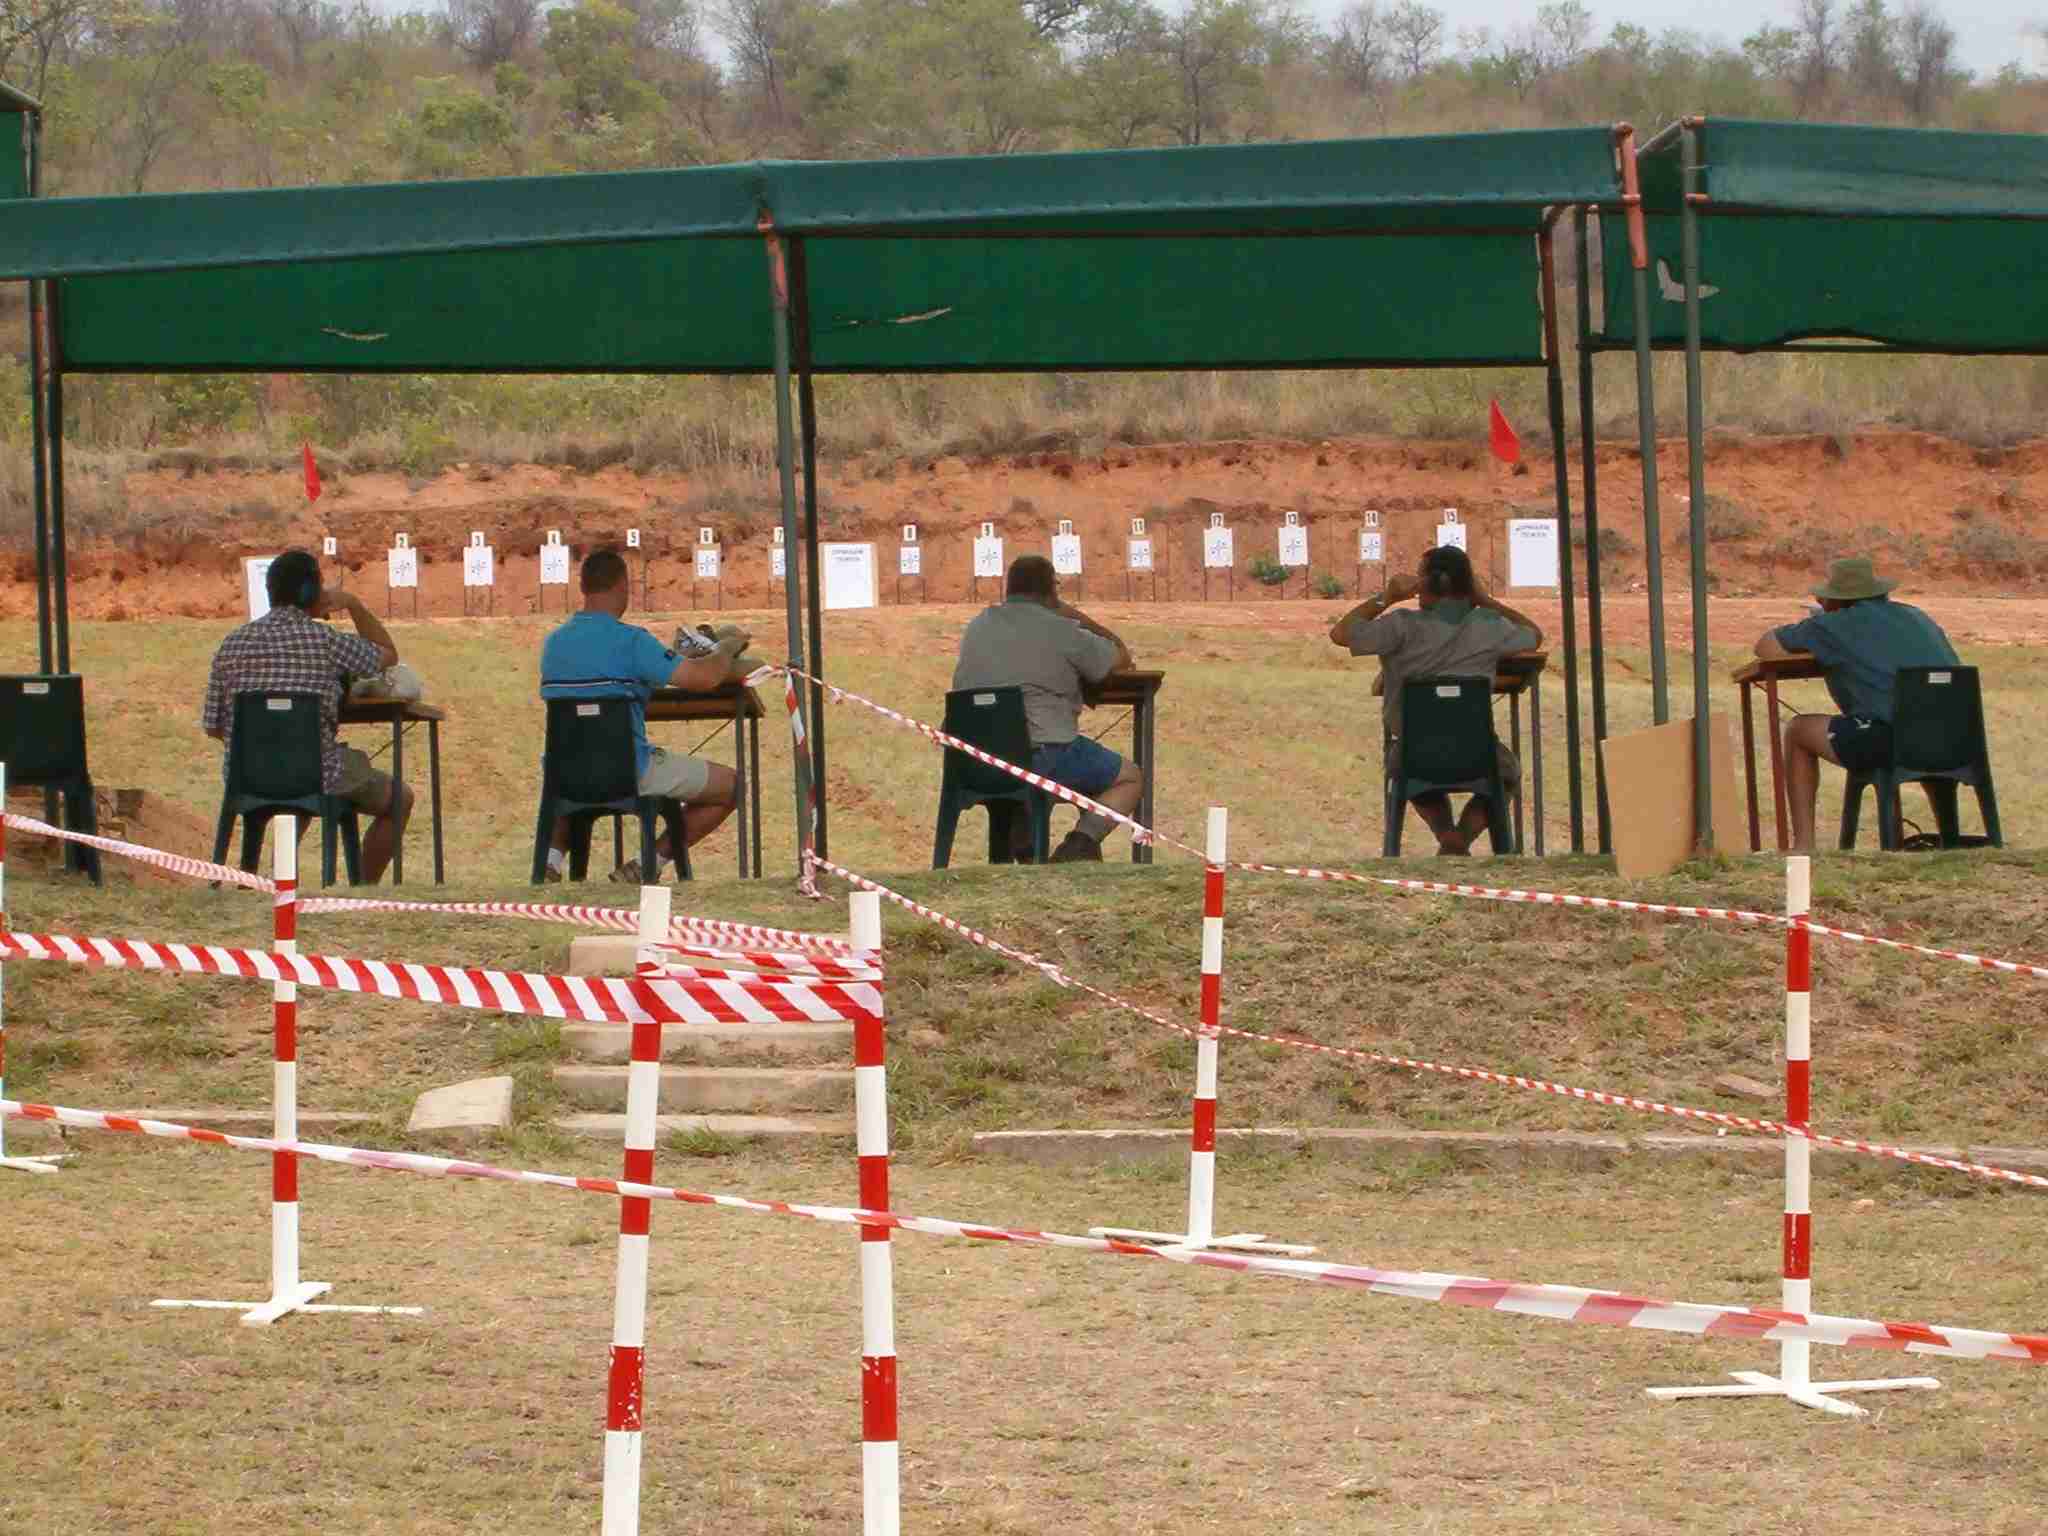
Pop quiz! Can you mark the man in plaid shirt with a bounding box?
[202,549,414,883]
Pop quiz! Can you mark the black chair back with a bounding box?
[1890,666,1983,776]
[543,698,642,806]
[0,673,89,785]
[1396,676,1497,786]
[940,687,1036,797]
[228,692,327,806]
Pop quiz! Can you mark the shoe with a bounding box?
[609,859,644,884]
[543,863,565,884]
[1049,830,1103,863]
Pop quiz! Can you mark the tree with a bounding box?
[1843,0,1899,105]
[1894,0,1955,120]
[1794,0,1837,114]
[1326,0,1389,96]
[1532,0,1590,73]
[1161,0,1297,145]
[1385,0,1440,78]
[544,0,659,125]
[713,0,819,134]
[268,0,336,75]
[444,0,541,70]
[1072,0,1175,145]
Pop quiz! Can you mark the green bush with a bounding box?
[1249,555,1290,586]
[1313,572,1346,598]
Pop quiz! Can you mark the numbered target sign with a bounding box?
[972,534,1005,580]
[540,530,570,586]
[1051,526,1083,576]
[1277,512,1309,568]
[1203,526,1235,569]
[321,536,338,558]
[1130,516,1147,537]
[387,533,418,589]
[1128,536,1154,572]
[771,526,786,579]
[694,546,721,580]
[1358,529,1384,563]
[899,544,922,576]
[625,527,641,550]
[1435,521,1468,552]
[463,531,494,587]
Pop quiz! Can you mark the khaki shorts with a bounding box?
[334,746,399,814]
[639,746,711,802]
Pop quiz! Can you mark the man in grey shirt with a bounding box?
[953,554,1139,862]
[1329,544,1543,855]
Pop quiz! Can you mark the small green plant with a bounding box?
[1312,572,1346,598]
[667,1124,745,1158]
[1248,555,1290,586]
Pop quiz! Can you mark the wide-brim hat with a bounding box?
[1813,557,1896,602]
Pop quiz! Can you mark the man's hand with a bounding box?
[1383,572,1421,605]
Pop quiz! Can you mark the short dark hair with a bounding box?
[267,548,321,610]
[1421,544,1475,600]
[581,548,629,595]
[1006,554,1056,599]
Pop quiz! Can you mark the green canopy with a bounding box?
[0,129,1624,372]
[1596,120,2048,354]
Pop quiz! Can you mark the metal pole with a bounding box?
[47,276,69,674]
[1539,217,1583,854]
[1574,208,1613,855]
[791,238,828,860]
[24,111,50,675]
[1618,126,1670,725]
[759,211,814,871]
[1681,122,1713,848]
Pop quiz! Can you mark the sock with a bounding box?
[546,847,567,874]
[1075,811,1112,842]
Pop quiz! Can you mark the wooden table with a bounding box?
[338,699,446,885]
[1082,669,1164,865]
[646,682,766,878]
[1732,654,1828,852]
[1376,652,1548,856]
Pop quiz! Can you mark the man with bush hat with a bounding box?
[1754,555,1960,852]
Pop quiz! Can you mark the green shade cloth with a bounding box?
[1596,120,2048,353]
[0,128,1623,372]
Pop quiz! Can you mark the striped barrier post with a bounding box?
[1092,808,1312,1257]
[604,882,673,1536]
[1648,855,1939,1414]
[0,763,65,1174]
[154,816,423,1325]
[848,891,896,1536]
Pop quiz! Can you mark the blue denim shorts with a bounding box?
[1031,737,1123,797]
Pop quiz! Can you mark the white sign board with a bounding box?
[1051,532,1083,576]
[243,556,276,620]
[463,542,495,588]
[1508,518,1561,589]
[1277,524,1309,568]
[822,542,878,611]
[321,537,337,558]
[899,544,922,576]
[1435,522,1468,553]
[694,547,721,580]
[1128,537,1154,572]
[972,536,1005,580]
[1203,527,1235,569]
[1358,530,1384,563]
[540,532,570,586]
[387,538,418,589]
[625,527,641,549]
[771,545,787,579]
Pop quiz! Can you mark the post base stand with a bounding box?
[0,1153,69,1173]
[1088,1225,1317,1257]
[1646,1369,1940,1418]
[152,1283,426,1327]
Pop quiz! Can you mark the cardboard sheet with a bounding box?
[1600,715,1748,879]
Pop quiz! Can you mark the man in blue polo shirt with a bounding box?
[539,547,748,882]
[1754,555,1959,852]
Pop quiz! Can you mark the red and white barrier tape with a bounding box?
[11,1097,2046,1367]
[2,813,275,892]
[645,945,880,982]
[805,856,2048,1192]
[0,930,881,1028]
[297,895,859,959]
[1799,916,2048,983]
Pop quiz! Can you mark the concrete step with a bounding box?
[556,1111,852,1141]
[552,1064,853,1114]
[560,1021,852,1063]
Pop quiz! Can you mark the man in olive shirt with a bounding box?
[1329,544,1543,855]
[1753,555,1960,852]
[952,554,1139,862]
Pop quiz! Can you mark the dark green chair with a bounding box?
[210,691,363,885]
[932,686,1052,868]
[529,697,691,884]
[1383,675,1516,856]
[0,673,102,885]
[1840,665,2001,851]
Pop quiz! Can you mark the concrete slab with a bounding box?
[556,1111,854,1140]
[973,1127,1630,1170]
[407,1075,515,1134]
[560,1021,852,1062]
[551,1064,853,1113]
[567,931,853,977]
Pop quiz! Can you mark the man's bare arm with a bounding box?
[1755,627,1803,660]
[667,632,749,691]
[316,590,399,671]
[1058,601,1134,671]
[1472,581,1544,651]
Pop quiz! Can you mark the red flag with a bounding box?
[1488,399,1521,465]
[302,441,323,502]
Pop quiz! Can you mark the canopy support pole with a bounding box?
[1618,126,1669,725]
[1539,214,1583,854]
[790,238,828,861]
[759,209,815,874]
[46,276,69,674]
[24,110,50,676]
[1680,121,1713,849]
[1573,207,1613,855]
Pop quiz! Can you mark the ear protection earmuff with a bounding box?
[300,573,320,608]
